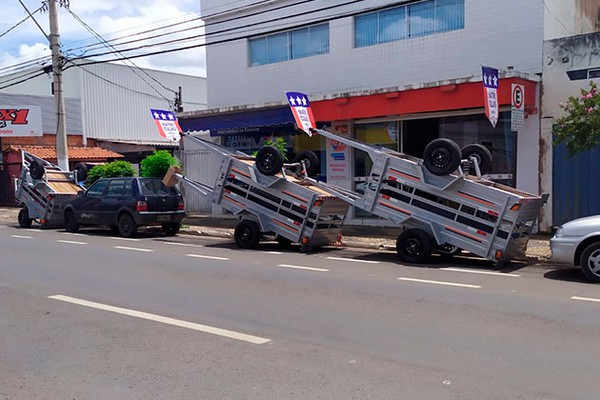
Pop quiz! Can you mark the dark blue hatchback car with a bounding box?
[62,177,186,237]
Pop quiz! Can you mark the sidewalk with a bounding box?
[0,206,551,261]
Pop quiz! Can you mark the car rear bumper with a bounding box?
[135,211,186,225]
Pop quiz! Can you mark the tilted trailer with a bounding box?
[302,128,548,266]
[169,134,350,251]
[15,151,83,228]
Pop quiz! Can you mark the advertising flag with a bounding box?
[285,91,316,136]
[150,109,182,142]
[481,66,499,128]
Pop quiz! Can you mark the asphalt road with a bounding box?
[1,223,599,400]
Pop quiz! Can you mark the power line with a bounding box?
[0,5,43,38]
[15,0,49,41]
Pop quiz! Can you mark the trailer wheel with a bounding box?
[580,242,600,283]
[118,213,138,238]
[162,222,181,236]
[29,160,45,179]
[255,146,284,175]
[64,210,79,232]
[291,150,320,176]
[18,207,33,228]
[396,229,433,263]
[461,144,493,175]
[234,220,261,249]
[423,138,461,176]
[73,163,89,182]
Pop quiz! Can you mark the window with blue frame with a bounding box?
[249,23,330,66]
[354,0,464,47]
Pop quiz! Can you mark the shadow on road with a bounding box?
[543,267,595,284]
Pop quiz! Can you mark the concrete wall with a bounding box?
[544,0,600,40]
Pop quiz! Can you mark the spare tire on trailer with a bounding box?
[291,150,320,177]
[255,145,284,176]
[461,144,493,175]
[73,162,89,182]
[29,160,45,179]
[423,138,461,176]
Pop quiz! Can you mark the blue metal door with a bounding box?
[553,143,600,225]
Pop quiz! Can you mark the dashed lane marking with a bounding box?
[10,234,33,239]
[114,246,154,252]
[57,240,88,245]
[48,295,271,345]
[186,254,229,261]
[398,277,481,289]
[441,267,521,277]
[163,242,204,248]
[326,257,380,264]
[109,237,140,242]
[571,296,600,303]
[278,264,329,272]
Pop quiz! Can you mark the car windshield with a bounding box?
[138,178,179,195]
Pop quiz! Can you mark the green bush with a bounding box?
[86,160,135,186]
[252,137,289,161]
[140,150,181,178]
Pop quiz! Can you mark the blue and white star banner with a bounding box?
[285,91,316,136]
[150,109,182,142]
[481,66,499,128]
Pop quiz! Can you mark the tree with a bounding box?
[140,150,181,178]
[553,81,600,157]
[86,160,135,186]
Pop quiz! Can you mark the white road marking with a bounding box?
[326,257,380,264]
[163,242,204,248]
[57,240,88,245]
[264,251,283,255]
[48,295,271,344]
[24,229,39,232]
[441,267,521,277]
[60,232,86,236]
[571,296,600,303]
[109,237,140,242]
[278,264,329,272]
[11,234,33,239]
[186,254,229,261]
[114,246,154,252]
[398,277,481,289]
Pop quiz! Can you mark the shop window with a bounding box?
[249,23,330,66]
[354,0,464,48]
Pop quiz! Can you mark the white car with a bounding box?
[550,215,600,283]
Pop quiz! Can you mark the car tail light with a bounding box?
[178,200,185,210]
[136,200,148,212]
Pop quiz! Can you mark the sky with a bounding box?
[0,0,206,77]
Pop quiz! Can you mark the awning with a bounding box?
[178,106,297,136]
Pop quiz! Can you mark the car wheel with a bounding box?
[118,213,137,238]
[18,207,33,228]
[461,144,493,175]
[423,138,461,176]
[396,228,433,263]
[162,222,181,236]
[64,211,79,233]
[580,242,600,283]
[255,146,284,176]
[29,160,45,179]
[234,220,261,249]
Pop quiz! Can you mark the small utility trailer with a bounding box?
[303,128,548,266]
[170,135,350,251]
[15,151,83,228]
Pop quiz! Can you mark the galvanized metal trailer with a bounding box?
[303,128,548,265]
[172,135,350,251]
[15,151,83,228]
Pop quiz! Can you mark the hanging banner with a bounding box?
[0,106,43,137]
[150,109,182,142]
[285,91,316,136]
[481,66,499,128]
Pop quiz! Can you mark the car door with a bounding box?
[99,178,126,225]
[76,179,109,225]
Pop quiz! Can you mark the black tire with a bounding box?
[73,163,89,182]
[234,220,261,249]
[162,222,181,236]
[64,210,79,233]
[29,160,45,179]
[461,144,493,175]
[118,213,137,238]
[18,207,33,228]
[255,146,284,176]
[580,242,600,283]
[423,138,461,176]
[396,228,433,263]
[291,150,320,176]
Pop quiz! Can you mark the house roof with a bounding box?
[5,145,124,161]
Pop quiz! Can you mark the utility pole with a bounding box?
[48,0,69,171]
